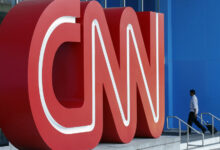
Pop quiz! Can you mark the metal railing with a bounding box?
[167,116,204,149]
[101,0,145,11]
[11,0,148,11]
[201,112,220,136]
[11,0,146,12]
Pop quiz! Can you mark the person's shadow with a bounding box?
[0,129,9,147]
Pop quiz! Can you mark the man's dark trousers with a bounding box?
[187,112,206,133]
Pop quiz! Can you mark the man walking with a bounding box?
[187,89,206,134]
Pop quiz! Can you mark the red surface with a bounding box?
[0,0,165,149]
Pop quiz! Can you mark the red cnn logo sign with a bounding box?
[0,0,165,149]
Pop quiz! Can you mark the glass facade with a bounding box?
[0,0,11,23]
